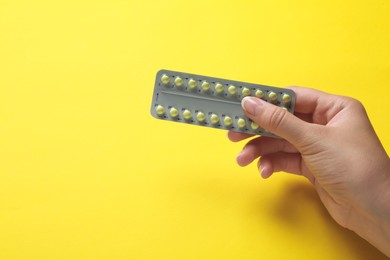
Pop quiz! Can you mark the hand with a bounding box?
[227,86,390,256]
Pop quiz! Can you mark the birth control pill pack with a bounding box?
[150,69,296,138]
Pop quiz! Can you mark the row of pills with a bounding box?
[155,104,261,131]
[160,74,291,104]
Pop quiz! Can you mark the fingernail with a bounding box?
[241,97,259,116]
[259,164,270,179]
[259,165,266,178]
[236,152,242,163]
[236,151,245,166]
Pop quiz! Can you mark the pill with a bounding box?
[161,74,170,85]
[282,93,291,103]
[242,87,251,96]
[196,111,206,122]
[228,85,237,95]
[174,76,183,87]
[268,91,277,101]
[182,109,192,120]
[250,121,259,130]
[155,105,165,116]
[215,83,224,94]
[201,81,210,91]
[169,107,179,117]
[210,113,219,124]
[188,78,197,90]
[237,118,246,128]
[255,90,264,98]
[223,116,232,126]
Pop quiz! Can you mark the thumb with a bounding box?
[241,96,316,146]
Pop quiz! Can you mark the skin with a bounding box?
[227,87,390,256]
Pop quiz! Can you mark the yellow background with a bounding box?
[0,0,389,259]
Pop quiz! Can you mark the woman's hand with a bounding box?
[228,87,390,256]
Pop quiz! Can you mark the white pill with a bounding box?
[155,105,165,116]
[242,87,251,96]
[210,113,219,124]
[174,76,183,87]
[228,85,237,95]
[237,118,246,128]
[188,78,197,90]
[169,107,179,117]
[161,74,170,85]
[255,90,264,98]
[201,81,210,91]
[215,83,224,94]
[223,116,232,126]
[196,111,206,122]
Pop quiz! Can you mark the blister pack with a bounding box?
[150,70,296,138]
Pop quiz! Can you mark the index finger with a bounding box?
[287,86,347,125]
[287,86,335,114]
[227,131,255,142]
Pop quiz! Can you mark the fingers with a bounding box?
[258,152,301,178]
[294,112,314,123]
[227,87,336,143]
[258,152,314,183]
[287,86,334,114]
[227,131,254,142]
[236,137,298,166]
[287,86,349,124]
[241,96,318,148]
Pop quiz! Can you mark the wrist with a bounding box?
[352,203,390,257]
[349,158,390,256]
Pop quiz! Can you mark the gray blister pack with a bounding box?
[150,69,296,138]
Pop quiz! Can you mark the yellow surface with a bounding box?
[0,0,389,259]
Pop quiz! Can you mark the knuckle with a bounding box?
[344,96,363,108]
[267,108,287,131]
[343,97,367,114]
[351,98,365,111]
